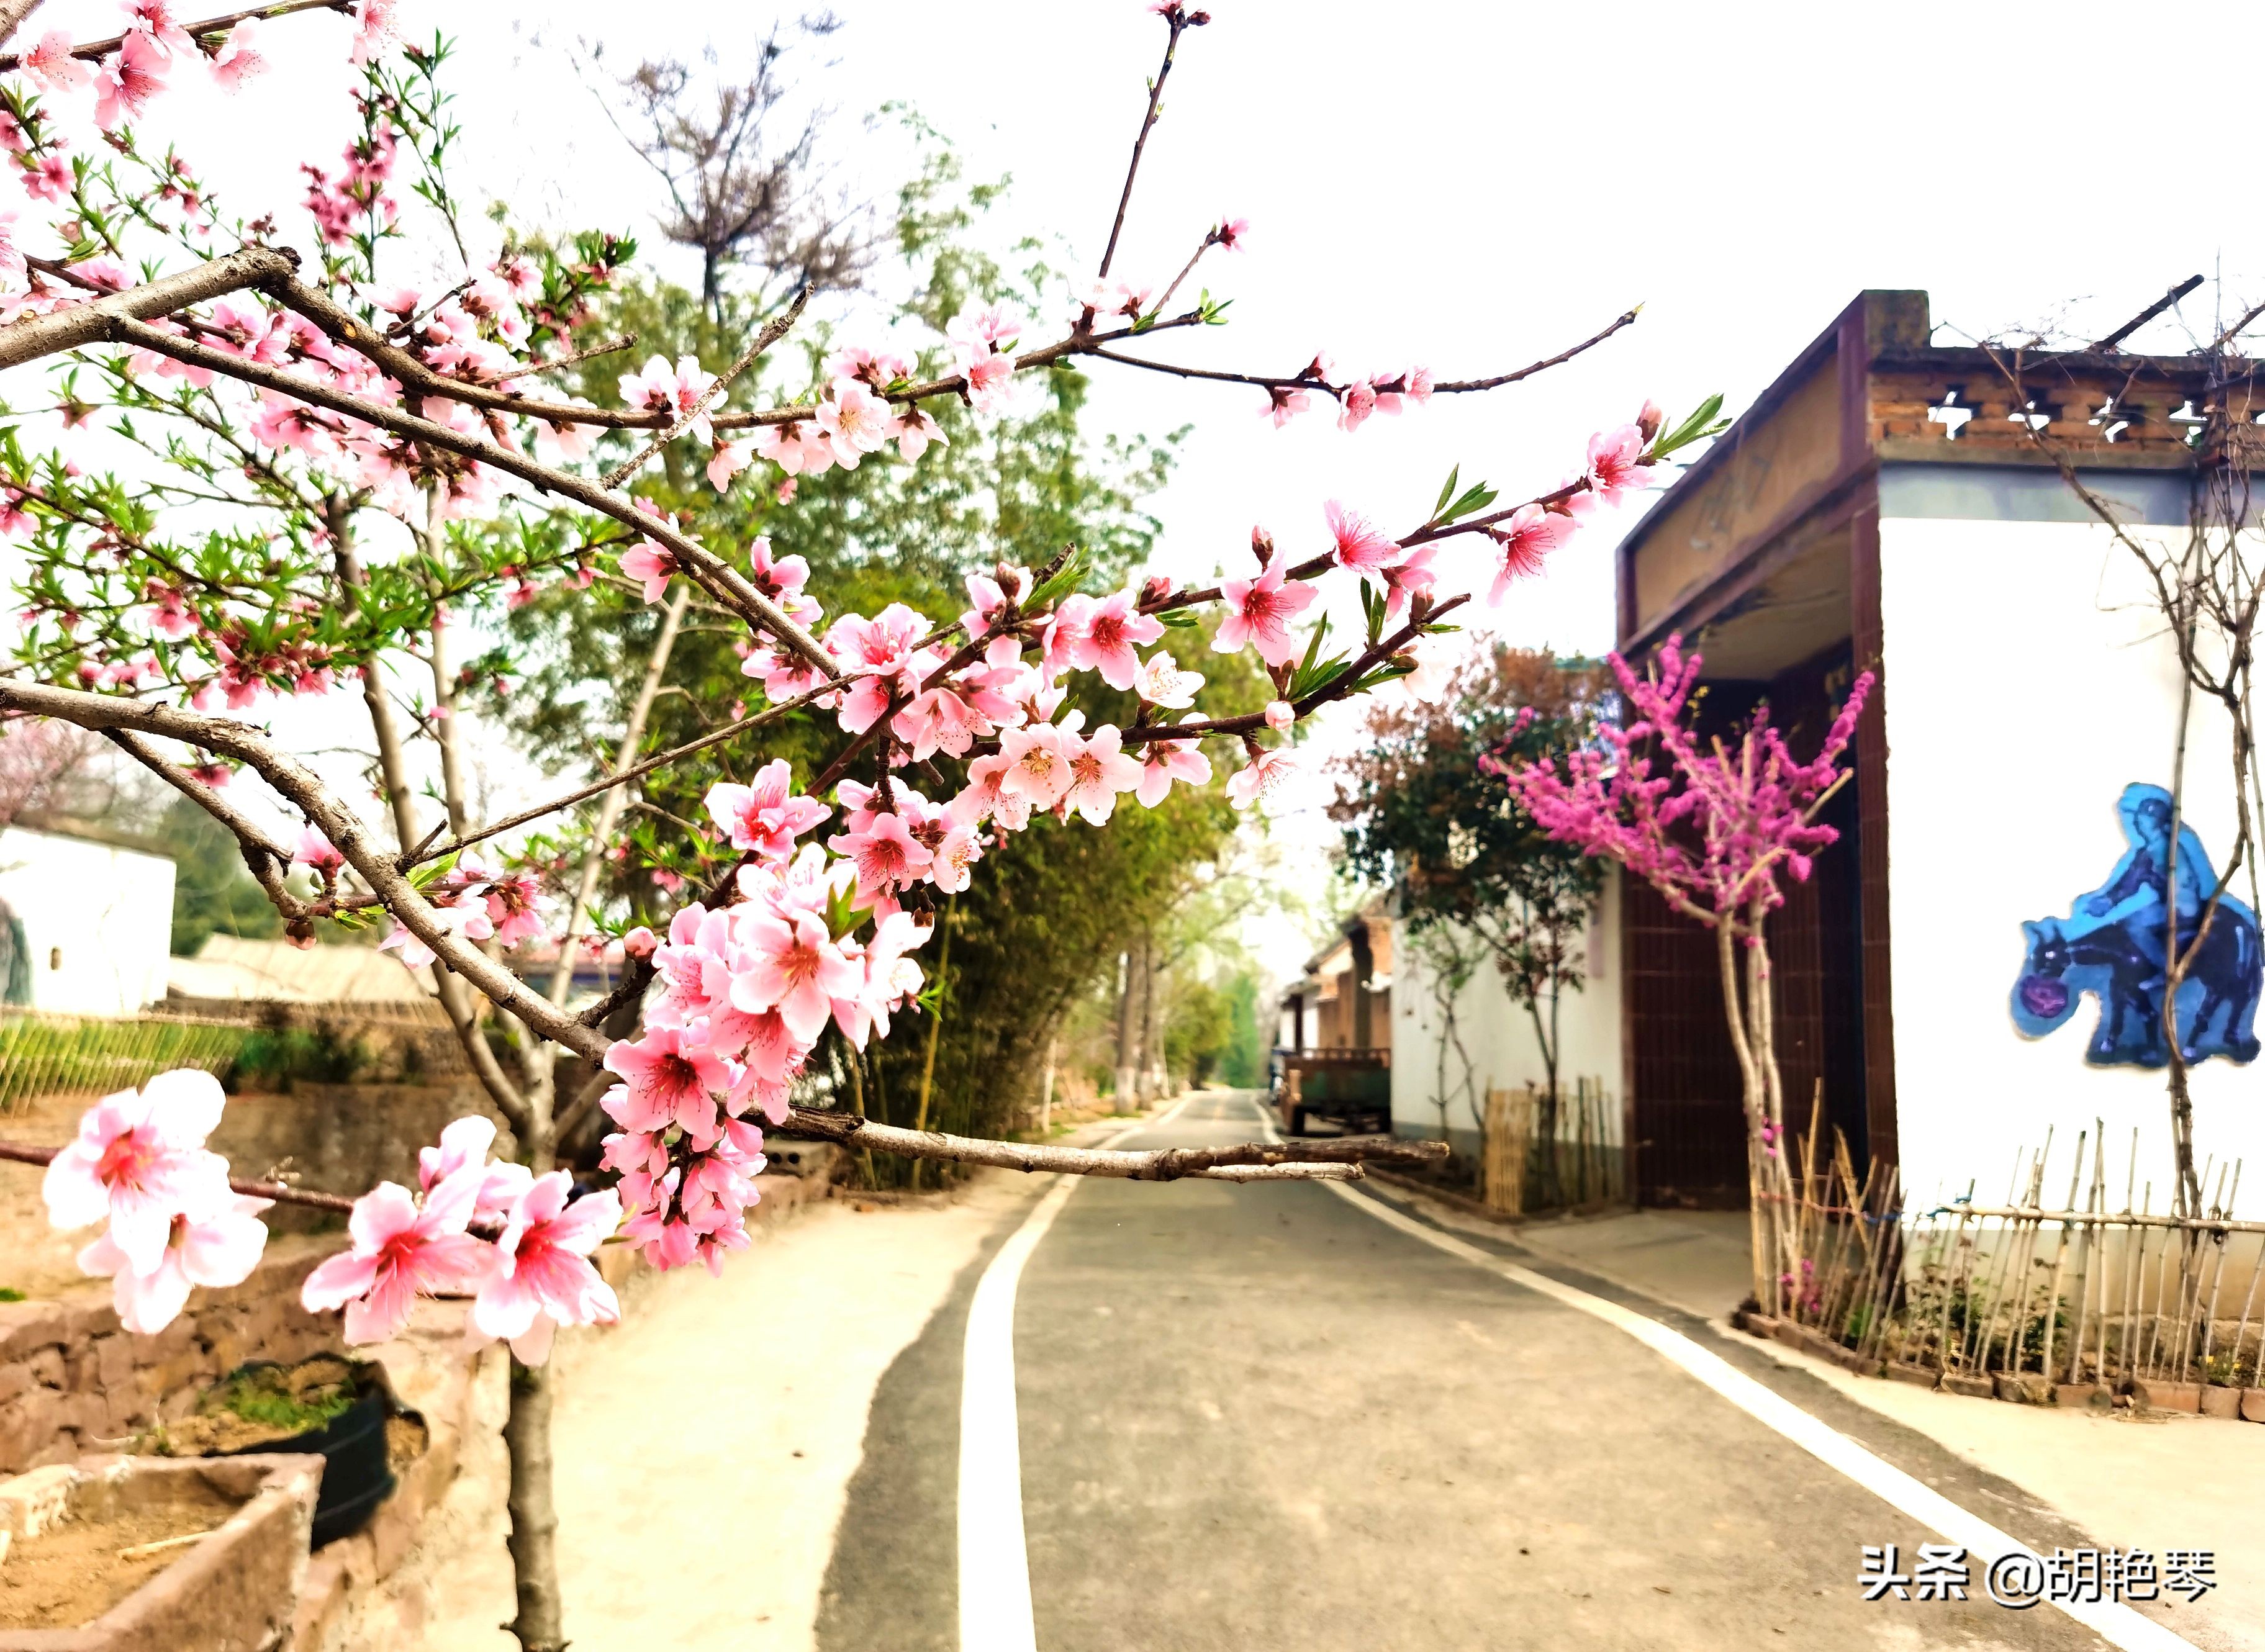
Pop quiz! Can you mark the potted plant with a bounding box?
[137,1355,420,1547]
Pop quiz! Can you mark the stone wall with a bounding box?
[0,1237,344,1476]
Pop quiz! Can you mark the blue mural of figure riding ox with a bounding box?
[2012,783,2262,1068]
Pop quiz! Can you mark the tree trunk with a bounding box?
[1112,944,1139,1111]
[503,1358,566,1652]
[909,893,956,1189]
[1141,931,1167,1098]
[2163,624,2203,1219]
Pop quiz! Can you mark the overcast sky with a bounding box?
[30,0,2265,979]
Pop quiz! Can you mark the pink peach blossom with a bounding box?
[1059,724,1144,825]
[42,1070,231,1275]
[618,541,675,602]
[1213,561,1318,667]
[1324,499,1400,577]
[827,811,934,900]
[705,759,830,860]
[1227,744,1304,815]
[77,1193,272,1335]
[1135,734,1212,807]
[1052,589,1164,690]
[24,31,91,91]
[301,1171,492,1345]
[293,826,345,874]
[1584,423,1660,507]
[728,911,862,1044]
[1132,651,1203,708]
[1488,504,1576,603]
[998,722,1074,808]
[470,1173,621,1365]
[416,1114,531,1223]
[601,1026,731,1139]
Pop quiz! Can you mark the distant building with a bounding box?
[0,818,175,1016]
[166,934,439,1008]
[1383,873,1625,1165]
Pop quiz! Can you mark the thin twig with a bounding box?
[1097,13,1189,279]
[600,285,810,487]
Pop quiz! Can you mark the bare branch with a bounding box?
[0,245,296,372]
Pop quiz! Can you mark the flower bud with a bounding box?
[1637,399,1665,442]
[1250,525,1275,567]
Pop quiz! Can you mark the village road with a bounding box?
[816,1091,2187,1652]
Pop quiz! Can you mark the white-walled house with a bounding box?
[1387,869,1624,1164]
[0,819,175,1015]
[1602,289,2265,1215]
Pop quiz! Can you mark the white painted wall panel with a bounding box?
[1878,516,2261,1215]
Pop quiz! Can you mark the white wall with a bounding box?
[0,827,176,1016]
[1879,516,2261,1216]
[1389,865,1623,1156]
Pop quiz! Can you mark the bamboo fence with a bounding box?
[1760,1098,2265,1390]
[0,1008,249,1116]
[1482,1076,1624,1216]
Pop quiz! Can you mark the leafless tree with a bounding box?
[1989,284,2265,1221]
[599,17,872,323]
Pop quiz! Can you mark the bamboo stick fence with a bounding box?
[0,1008,249,1116]
[1760,1098,2265,1392]
[1482,1077,1624,1216]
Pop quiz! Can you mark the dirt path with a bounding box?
[415,1175,1031,1652]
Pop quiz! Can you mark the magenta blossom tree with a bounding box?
[1488,636,1873,1306]
[0,1,1724,1641]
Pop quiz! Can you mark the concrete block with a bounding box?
[2131,1378,2203,1414]
[0,1453,322,1652]
[2200,1384,2243,1419]
[63,1301,120,1341]
[2056,1383,2113,1410]
[95,1332,135,1391]
[2240,1386,2265,1423]
[1885,1361,1940,1388]
[1993,1373,2055,1406]
[291,1546,352,1652]
[1940,1371,1995,1398]
[0,1389,63,1472]
[0,1302,67,1363]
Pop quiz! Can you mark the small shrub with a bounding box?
[225,1026,374,1090]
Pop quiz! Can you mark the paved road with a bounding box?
[816,1093,2161,1651]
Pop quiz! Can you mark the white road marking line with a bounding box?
[956,1091,1200,1651]
[1292,1104,2200,1652]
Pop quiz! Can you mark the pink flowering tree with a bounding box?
[0,2,1715,1642]
[1490,636,1873,1309]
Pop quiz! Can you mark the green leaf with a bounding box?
[1026,549,1087,610]
[1288,654,1352,701]
[1653,394,1728,459]
[1440,481,1498,524]
[1293,612,1331,681]
[1155,607,1198,629]
[1433,464,1461,517]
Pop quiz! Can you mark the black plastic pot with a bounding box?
[214,1361,400,1548]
